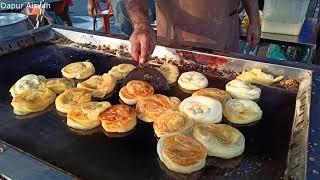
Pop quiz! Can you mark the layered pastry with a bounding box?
[157,64,180,84]
[236,68,284,85]
[179,96,222,124]
[178,71,208,91]
[157,134,207,173]
[61,61,95,80]
[169,97,181,107]
[55,88,92,113]
[99,104,137,133]
[136,94,179,123]
[108,63,136,80]
[224,99,263,124]
[77,74,116,98]
[193,123,245,159]
[11,88,56,115]
[192,88,232,105]
[153,110,194,138]
[10,74,46,97]
[41,78,75,94]
[226,79,261,100]
[119,80,154,105]
[67,101,111,130]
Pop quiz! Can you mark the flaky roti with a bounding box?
[224,99,263,124]
[193,123,245,159]
[10,74,46,97]
[153,110,194,137]
[11,88,56,115]
[99,104,137,133]
[157,64,179,84]
[61,61,95,80]
[119,80,154,105]
[179,96,222,124]
[178,71,208,91]
[77,74,116,98]
[108,63,136,80]
[226,79,261,100]
[192,88,232,105]
[136,94,180,123]
[41,78,75,94]
[55,88,92,113]
[157,134,207,173]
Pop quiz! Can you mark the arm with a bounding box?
[125,0,156,63]
[242,0,261,49]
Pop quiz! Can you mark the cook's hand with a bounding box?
[87,0,96,16]
[247,22,261,50]
[129,25,156,64]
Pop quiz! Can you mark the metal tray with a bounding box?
[0,26,319,180]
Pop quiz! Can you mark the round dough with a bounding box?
[224,99,263,124]
[99,104,137,133]
[108,63,136,80]
[157,64,180,84]
[179,96,222,124]
[236,68,284,85]
[226,79,261,100]
[154,110,194,138]
[136,94,179,123]
[61,61,95,80]
[10,74,46,97]
[41,78,75,94]
[157,134,207,174]
[178,71,208,91]
[55,88,92,113]
[77,74,116,98]
[193,123,245,159]
[67,101,111,130]
[119,80,154,105]
[192,88,232,105]
[11,88,56,115]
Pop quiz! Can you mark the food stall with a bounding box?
[0,24,319,179]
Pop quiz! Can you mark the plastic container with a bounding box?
[262,0,310,35]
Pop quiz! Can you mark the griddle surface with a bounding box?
[0,44,297,180]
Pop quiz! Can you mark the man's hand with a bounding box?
[87,0,96,16]
[129,26,156,64]
[247,22,261,50]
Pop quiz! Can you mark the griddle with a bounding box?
[0,26,319,180]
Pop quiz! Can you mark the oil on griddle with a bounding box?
[0,42,297,180]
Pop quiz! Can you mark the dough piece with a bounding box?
[224,99,263,124]
[119,80,154,105]
[41,78,75,94]
[236,68,284,85]
[55,88,92,113]
[157,64,180,84]
[77,74,116,98]
[154,110,194,137]
[192,88,232,105]
[226,79,261,100]
[11,88,56,115]
[169,97,181,107]
[108,63,136,80]
[61,61,95,80]
[99,104,137,133]
[10,74,46,97]
[179,96,222,124]
[136,94,179,123]
[178,71,208,91]
[157,134,207,173]
[193,123,245,159]
[67,101,111,130]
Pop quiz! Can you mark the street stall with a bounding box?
[0,25,319,179]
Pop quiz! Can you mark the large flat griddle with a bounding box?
[0,26,319,180]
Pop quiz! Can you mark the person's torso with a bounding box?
[156,0,240,51]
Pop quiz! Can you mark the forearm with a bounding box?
[125,0,151,30]
[242,0,260,25]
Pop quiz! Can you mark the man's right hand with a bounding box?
[129,25,156,64]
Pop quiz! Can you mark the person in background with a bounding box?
[87,0,155,35]
[125,0,261,64]
[45,0,73,26]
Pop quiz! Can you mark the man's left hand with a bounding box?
[246,22,261,50]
